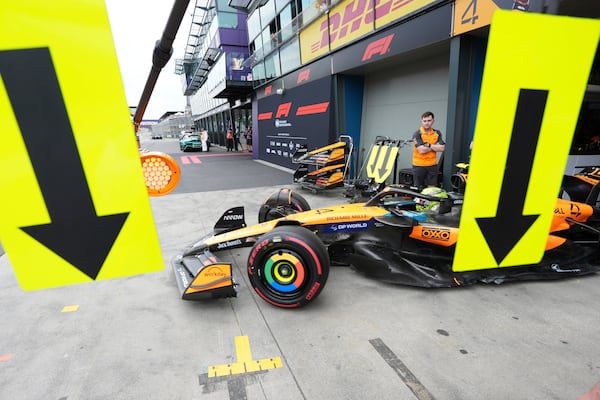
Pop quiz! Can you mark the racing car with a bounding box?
[171,186,600,308]
[560,166,600,207]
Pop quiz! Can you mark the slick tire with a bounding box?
[248,226,329,308]
[258,188,311,223]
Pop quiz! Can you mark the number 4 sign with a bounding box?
[0,1,164,290]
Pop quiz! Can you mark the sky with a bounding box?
[105,0,194,120]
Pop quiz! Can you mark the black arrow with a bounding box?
[367,143,382,178]
[377,145,393,183]
[476,89,548,265]
[0,48,129,279]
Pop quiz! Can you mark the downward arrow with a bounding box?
[366,143,382,178]
[377,146,392,182]
[0,48,128,279]
[476,89,548,264]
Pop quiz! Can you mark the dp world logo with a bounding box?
[275,119,291,128]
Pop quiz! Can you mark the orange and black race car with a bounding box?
[171,186,600,308]
[561,166,600,207]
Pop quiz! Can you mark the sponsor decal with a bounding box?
[326,214,369,221]
[275,119,292,128]
[297,102,330,115]
[223,214,243,221]
[297,69,311,83]
[259,101,331,120]
[216,239,243,249]
[324,221,370,233]
[249,238,270,265]
[276,103,292,119]
[421,228,451,241]
[551,263,580,273]
[300,0,435,63]
[203,266,228,278]
[362,34,394,61]
[570,203,581,218]
[305,282,321,300]
[178,268,190,286]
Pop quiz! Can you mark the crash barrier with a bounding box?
[140,151,181,196]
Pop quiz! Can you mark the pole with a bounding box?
[132,0,191,133]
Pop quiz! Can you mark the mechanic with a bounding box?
[411,111,445,190]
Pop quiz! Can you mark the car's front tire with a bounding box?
[248,226,329,308]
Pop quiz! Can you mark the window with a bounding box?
[279,39,300,74]
[299,0,320,25]
[217,0,240,12]
[264,52,281,80]
[275,0,290,13]
[261,27,273,54]
[218,11,239,28]
[260,0,276,26]
[247,9,261,40]
[252,61,267,86]
[279,3,294,42]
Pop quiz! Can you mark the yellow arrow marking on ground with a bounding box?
[208,336,282,378]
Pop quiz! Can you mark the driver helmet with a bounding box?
[415,186,448,211]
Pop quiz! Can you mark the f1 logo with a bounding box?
[276,102,292,119]
[362,34,394,61]
[297,69,311,84]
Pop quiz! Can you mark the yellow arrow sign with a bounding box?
[366,142,399,183]
[0,1,163,289]
[453,11,600,272]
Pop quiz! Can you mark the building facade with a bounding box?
[179,0,599,184]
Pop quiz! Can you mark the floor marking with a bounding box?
[0,354,13,362]
[180,156,203,164]
[209,336,282,377]
[61,304,79,312]
[199,335,282,400]
[369,338,436,400]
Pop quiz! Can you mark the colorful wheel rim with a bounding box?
[263,251,306,293]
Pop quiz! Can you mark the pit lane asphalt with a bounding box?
[1,139,599,400]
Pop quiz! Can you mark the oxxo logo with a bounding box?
[362,34,394,61]
[421,228,451,241]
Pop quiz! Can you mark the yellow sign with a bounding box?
[300,0,436,63]
[366,143,399,183]
[453,0,499,36]
[375,0,437,29]
[453,12,600,272]
[0,1,164,290]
